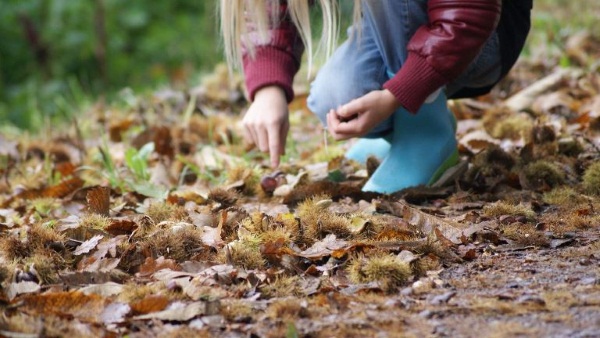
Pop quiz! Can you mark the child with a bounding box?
[220,0,532,194]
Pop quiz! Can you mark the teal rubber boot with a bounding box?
[362,92,458,193]
[345,136,392,164]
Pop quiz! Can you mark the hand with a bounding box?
[242,86,290,168]
[327,89,400,141]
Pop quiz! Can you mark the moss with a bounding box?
[142,226,207,262]
[79,213,111,230]
[473,145,516,170]
[265,298,308,320]
[117,282,169,303]
[147,201,187,224]
[208,188,239,208]
[500,223,549,247]
[295,194,334,243]
[27,223,64,251]
[483,201,536,221]
[220,300,254,322]
[582,162,600,196]
[558,138,584,157]
[543,186,588,207]
[259,227,293,245]
[347,254,412,292]
[521,160,565,191]
[219,242,265,270]
[27,253,59,284]
[483,110,533,140]
[225,166,262,197]
[259,275,301,299]
[411,254,442,277]
[0,235,30,260]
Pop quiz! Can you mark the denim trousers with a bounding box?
[307,0,501,136]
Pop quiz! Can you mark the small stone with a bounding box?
[419,309,434,319]
[430,291,456,305]
[400,287,413,296]
[580,277,597,285]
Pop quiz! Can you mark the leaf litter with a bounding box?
[1,35,600,338]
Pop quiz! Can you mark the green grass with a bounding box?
[525,0,600,62]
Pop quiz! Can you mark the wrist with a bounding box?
[255,86,286,101]
[382,89,401,110]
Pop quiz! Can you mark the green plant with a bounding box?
[124,142,154,181]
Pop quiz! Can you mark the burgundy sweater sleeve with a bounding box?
[242,3,304,103]
[383,0,501,113]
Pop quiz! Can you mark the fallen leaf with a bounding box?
[79,282,125,297]
[379,200,464,244]
[86,186,111,216]
[130,294,171,315]
[105,218,138,235]
[138,256,182,277]
[6,281,41,301]
[73,235,104,255]
[21,291,109,323]
[81,257,121,272]
[101,302,131,324]
[299,234,349,259]
[59,271,125,286]
[458,130,501,154]
[93,235,127,260]
[505,68,583,112]
[132,301,208,321]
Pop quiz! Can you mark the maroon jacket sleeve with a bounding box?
[242,2,304,103]
[383,0,502,113]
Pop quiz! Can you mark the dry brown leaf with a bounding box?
[59,271,126,286]
[153,125,175,158]
[101,302,131,324]
[93,235,127,260]
[299,234,349,259]
[86,186,111,216]
[79,282,125,297]
[6,281,41,301]
[458,130,501,154]
[378,200,464,244]
[138,256,182,277]
[105,218,138,236]
[54,161,77,177]
[132,301,208,321]
[261,237,295,260]
[21,291,109,323]
[73,235,104,256]
[3,177,85,207]
[505,68,583,112]
[81,258,121,272]
[109,117,136,142]
[130,294,171,315]
[0,135,19,159]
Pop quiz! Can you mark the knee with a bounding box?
[307,64,374,124]
[307,66,351,124]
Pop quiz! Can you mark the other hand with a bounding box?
[327,89,400,140]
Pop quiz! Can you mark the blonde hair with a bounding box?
[220,0,361,75]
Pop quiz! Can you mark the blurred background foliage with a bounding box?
[0,0,598,131]
[0,0,219,130]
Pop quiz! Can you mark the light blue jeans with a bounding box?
[307,0,501,137]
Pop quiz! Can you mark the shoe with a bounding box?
[345,136,392,164]
[362,91,458,193]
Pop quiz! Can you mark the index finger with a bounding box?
[268,125,283,168]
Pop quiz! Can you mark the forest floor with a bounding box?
[2,10,600,338]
